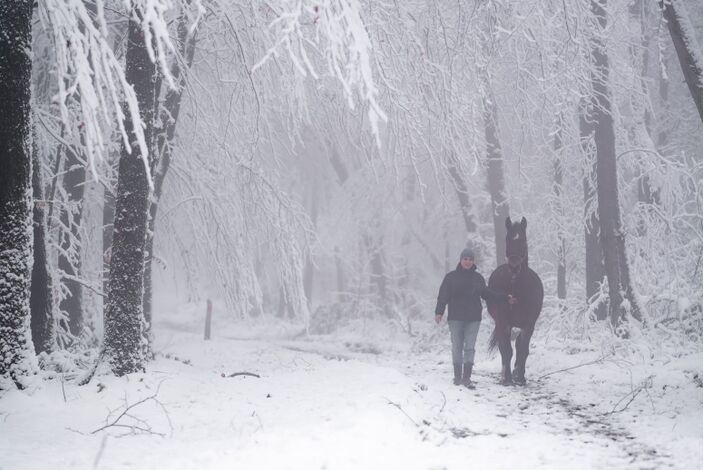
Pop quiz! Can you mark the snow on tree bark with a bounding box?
[0,0,38,387]
[104,9,158,376]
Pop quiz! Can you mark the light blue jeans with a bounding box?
[448,320,481,365]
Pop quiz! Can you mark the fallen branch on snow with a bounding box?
[221,372,261,378]
[537,353,611,380]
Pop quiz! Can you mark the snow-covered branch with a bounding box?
[253,0,387,144]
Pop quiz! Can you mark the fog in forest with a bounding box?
[0,1,701,468]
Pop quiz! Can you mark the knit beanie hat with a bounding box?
[460,248,475,260]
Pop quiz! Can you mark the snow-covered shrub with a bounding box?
[309,302,354,334]
[37,348,97,377]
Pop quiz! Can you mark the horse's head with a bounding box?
[505,216,528,268]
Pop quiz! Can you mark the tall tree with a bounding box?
[327,141,349,301]
[658,0,702,120]
[446,152,478,236]
[57,141,86,338]
[103,171,116,299]
[104,6,159,376]
[552,122,567,303]
[0,0,38,387]
[30,132,55,355]
[102,24,129,309]
[302,182,318,309]
[587,0,642,329]
[580,111,607,320]
[143,8,197,330]
[484,83,510,268]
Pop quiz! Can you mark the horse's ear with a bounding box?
[520,217,527,229]
[505,217,512,230]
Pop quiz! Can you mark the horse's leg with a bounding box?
[497,325,513,385]
[513,327,534,385]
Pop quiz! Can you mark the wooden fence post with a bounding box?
[204,299,212,340]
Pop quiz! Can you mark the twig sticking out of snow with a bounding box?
[439,391,447,414]
[92,434,108,470]
[609,375,654,414]
[91,381,170,437]
[385,397,419,427]
[60,374,67,402]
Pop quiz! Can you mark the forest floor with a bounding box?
[0,302,701,470]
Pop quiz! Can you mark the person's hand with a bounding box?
[507,295,517,305]
[435,314,443,325]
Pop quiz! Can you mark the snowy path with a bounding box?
[399,359,670,469]
[2,320,696,470]
[270,340,673,470]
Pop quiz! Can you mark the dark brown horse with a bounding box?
[487,217,544,385]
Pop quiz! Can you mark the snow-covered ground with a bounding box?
[1,302,701,470]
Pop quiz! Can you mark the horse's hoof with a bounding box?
[500,377,513,386]
[512,369,526,385]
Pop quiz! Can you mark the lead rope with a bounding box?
[509,260,523,312]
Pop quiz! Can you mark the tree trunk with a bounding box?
[277,286,295,318]
[552,125,567,302]
[334,247,346,302]
[658,0,702,120]
[30,133,55,355]
[365,233,389,316]
[104,9,158,376]
[326,141,348,301]
[0,0,37,387]
[101,22,128,304]
[57,145,85,338]
[628,2,662,247]
[303,183,317,309]
[580,111,607,320]
[484,87,510,267]
[143,9,197,329]
[589,0,642,330]
[327,141,349,185]
[103,181,116,298]
[446,152,478,235]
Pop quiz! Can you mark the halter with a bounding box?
[507,254,526,274]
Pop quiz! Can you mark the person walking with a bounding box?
[435,248,515,388]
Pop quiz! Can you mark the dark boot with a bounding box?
[453,363,462,385]
[462,363,475,389]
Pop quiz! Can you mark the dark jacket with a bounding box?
[435,264,508,322]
